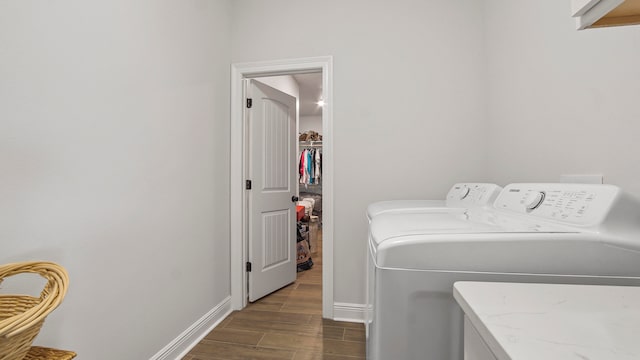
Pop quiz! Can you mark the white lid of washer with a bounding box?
[369,208,576,247]
[367,210,639,276]
[371,231,640,277]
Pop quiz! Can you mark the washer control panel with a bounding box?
[494,183,620,226]
[446,183,502,207]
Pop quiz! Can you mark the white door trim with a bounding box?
[230,56,334,318]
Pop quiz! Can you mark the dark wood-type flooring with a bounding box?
[183,226,366,360]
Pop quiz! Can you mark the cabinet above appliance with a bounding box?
[572,0,640,29]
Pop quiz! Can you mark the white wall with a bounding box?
[484,0,640,196]
[300,115,322,135]
[0,1,231,359]
[231,0,490,306]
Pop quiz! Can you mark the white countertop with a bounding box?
[454,282,640,360]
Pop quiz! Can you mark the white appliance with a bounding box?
[365,182,501,337]
[366,183,640,360]
[366,183,502,221]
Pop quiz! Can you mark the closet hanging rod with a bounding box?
[299,141,323,147]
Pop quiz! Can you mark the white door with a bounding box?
[246,79,297,302]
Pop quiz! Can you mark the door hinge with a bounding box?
[245,180,252,190]
[246,261,252,272]
[246,98,252,108]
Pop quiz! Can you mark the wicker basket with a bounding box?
[23,346,76,360]
[0,262,69,360]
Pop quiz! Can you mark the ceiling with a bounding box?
[294,72,323,117]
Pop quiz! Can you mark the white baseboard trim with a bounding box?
[333,302,366,323]
[150,296,232,360]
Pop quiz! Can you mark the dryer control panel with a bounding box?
[446,183,502,207]
[494,183,621,227]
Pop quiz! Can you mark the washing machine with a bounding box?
[367,183,640,360]
[365,183,501,336]
[366,183,502,221]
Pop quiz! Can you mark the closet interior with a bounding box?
[294,73,323,273]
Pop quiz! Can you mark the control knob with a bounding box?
[458,186,471,200]
[524,191,545,211]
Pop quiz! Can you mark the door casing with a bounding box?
[230,56,334,318]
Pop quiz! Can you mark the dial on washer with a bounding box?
[524,191,545,211]
[458,186,471,200]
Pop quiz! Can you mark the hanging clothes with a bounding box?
[299,150,309,185]
[299,147,322,186]
[314,149,321,184]
[307,149,314,184]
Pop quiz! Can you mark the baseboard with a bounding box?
[333,302,366,323]
[149,296,232,360]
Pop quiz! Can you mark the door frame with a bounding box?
[230,56,334,318]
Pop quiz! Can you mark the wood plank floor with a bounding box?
[183,225,366,360]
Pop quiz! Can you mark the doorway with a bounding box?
[292,72,323,279]
[230,56,334,318]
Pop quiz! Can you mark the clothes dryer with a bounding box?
[367,183,640,360]
[365,183,501,337]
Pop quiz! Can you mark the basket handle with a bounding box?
[0,261,69,337]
